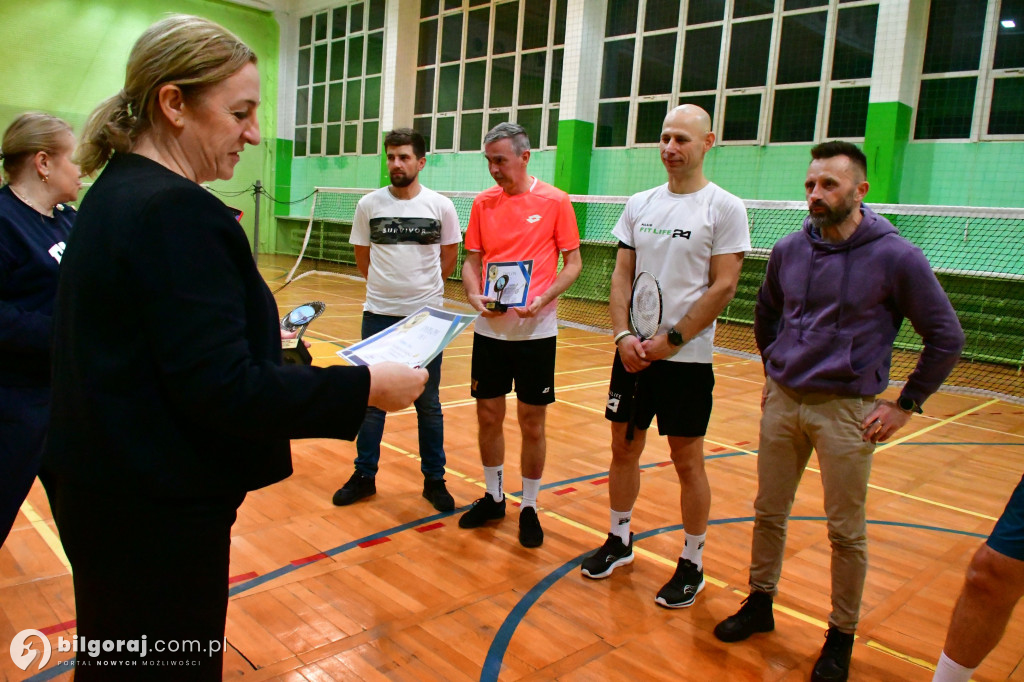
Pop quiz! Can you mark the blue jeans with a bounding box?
[354,312,446,480]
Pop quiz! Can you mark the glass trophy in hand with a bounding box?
[485,274,509,313]
[281,301,326,365]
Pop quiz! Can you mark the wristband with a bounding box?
[613,330,633,345]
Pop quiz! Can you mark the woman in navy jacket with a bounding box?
[0,112,80,546]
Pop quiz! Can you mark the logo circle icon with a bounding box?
[10,629,52,671]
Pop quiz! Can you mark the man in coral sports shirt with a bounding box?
[458,122,582,549]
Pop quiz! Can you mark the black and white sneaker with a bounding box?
[655,558,704,608]
[581,533,634,579]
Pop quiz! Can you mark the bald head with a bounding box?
[659,104,714,190]
[665,104,712,136]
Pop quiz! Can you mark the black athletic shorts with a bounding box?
[471,333,557,405]
[604,351,714,437]
[988,473,1024,561]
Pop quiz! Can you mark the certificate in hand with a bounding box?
[483,260,533,311]
[337,306,477,368]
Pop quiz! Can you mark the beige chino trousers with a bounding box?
[749,376,877,633]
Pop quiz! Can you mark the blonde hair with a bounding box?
[1,112,73,183]
[75,14,257,176]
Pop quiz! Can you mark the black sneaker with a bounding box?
[332,472,375,506]
[458,494,506,528]
[654,558,705,608]
[713,590,775,642]
[811,627,855,682]
[581,533,634,579]
[422,479,455,512]
[518,506,544,548]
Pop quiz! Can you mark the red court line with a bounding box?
[358,537,391,548]
[229,571,259,584]
[291,553,328,565]
[554,487,577,496]
[591,477,609,485]
[416,522,445,532]
[41,620,76,635]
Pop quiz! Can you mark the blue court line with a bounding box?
[479,518,988,682]
[20,446,989,682]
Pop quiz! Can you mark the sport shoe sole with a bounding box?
[581,551,634,579]
[655,577,705,609]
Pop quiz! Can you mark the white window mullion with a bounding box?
[974,0,1003,140]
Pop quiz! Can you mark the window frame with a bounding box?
[913,0,1024,142]
[414,0,566,154]
[594,0,878,149]
[294,1,386,158]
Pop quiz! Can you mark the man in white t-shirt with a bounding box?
[580,105,750,609]
[332,128,462,512]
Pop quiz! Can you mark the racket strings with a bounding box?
[631,280,662,340]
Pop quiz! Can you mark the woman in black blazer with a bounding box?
[42,15,426,681]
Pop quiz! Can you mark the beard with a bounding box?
[808,192,857,230]
[390,172,416,188]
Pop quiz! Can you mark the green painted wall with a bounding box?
[0,0,279,253]
[553,119,594,194]
[900,141,1024,207]
[863,101,913,203]
[274,138,293,217]
[589,145,811,200]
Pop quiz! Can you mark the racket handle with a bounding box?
[625,374,640,442]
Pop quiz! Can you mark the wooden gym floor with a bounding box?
[1,261,1022,681]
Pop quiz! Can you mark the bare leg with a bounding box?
[609,422,646,511]
[668,435,709,536]
[517,402,547,479]
[477,397,505,467]
[940,543,1024,669]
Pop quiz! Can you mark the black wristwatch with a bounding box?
[667,327,684,347]
[897,395,923,414]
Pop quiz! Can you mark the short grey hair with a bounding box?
[484,122,530,155]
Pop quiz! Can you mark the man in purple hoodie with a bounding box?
[713,141,964,682]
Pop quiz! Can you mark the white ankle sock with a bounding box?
[610,508,632,544]
[484,465,504,502]
[681,532,706,571]
[932,651,975,682]
[520,477,541,509]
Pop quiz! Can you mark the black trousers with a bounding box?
[0,385,49,546]
[42,472,245,681]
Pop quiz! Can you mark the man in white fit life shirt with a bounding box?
[580,105,751,609]
[332,128,462,512]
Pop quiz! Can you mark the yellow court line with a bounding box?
[804,398,1004,521]
[559,393,998,522]
[874,398,1001,453]
[865,640,936,672]
[20,500,71,572]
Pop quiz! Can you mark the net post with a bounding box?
[253,180,262,264]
